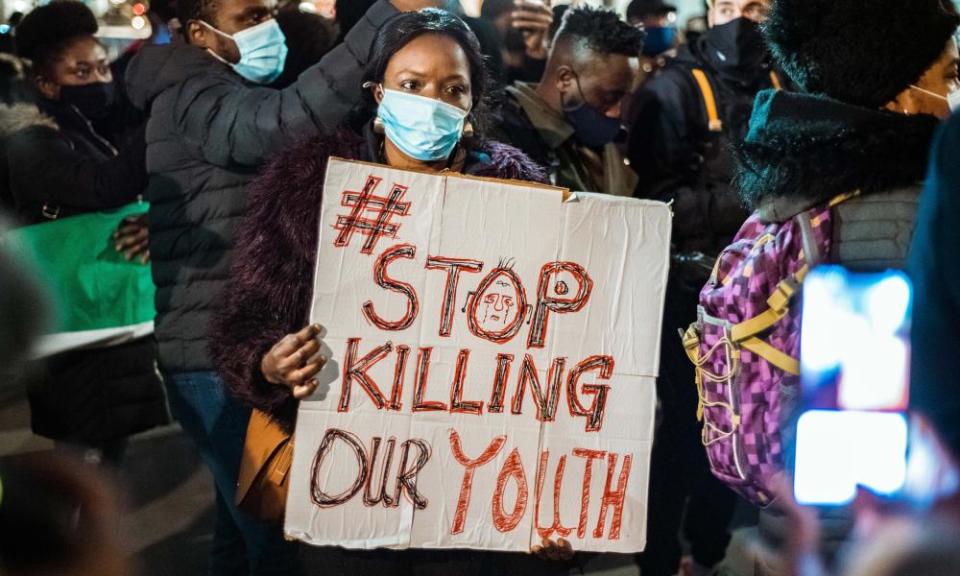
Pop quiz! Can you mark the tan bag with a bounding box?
[236,409,294,523]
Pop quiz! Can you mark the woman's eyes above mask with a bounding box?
[397,79,469,95]
[71,63,110,80]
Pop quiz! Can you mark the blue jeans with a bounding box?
[165,371,302,576]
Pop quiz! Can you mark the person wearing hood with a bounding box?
[489,5,644,196]
[735,0,958,573]
[123,0,444,574]
[627,2,776,575]
[0,2,168,465]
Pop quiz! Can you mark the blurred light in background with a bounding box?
[795,410,909,506]
[801,268,912,412]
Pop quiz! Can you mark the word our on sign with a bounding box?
[284,158,671,553]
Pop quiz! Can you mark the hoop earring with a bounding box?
[373,116,385,135]
[462,121,475,141]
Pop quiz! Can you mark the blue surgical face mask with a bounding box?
[203,19,288,85]
[642,26,677,56]
[377,89,469,162]
[562,74,622,148]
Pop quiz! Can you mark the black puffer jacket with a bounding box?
[124,0,398,374]
[0,99,145,225]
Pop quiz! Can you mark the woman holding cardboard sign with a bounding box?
[212,8,580,574]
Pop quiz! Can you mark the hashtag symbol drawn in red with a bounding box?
[333,175,411,255]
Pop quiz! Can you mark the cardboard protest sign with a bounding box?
[284,158,671,553]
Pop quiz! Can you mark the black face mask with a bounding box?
[703,18,767,77]
[561,74,623,148]
[59,82,115,120]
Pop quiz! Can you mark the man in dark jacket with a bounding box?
[627,0,777,256]
[626,1,777,575]
[489,5,644,195]
[124,0,442,573]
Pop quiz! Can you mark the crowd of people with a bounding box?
[1,0,960,575]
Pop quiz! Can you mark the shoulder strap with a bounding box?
[769,70,783,91]
[690,68,723,133]
[726,191,861,375]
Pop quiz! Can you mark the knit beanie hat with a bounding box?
[763,0,960,109]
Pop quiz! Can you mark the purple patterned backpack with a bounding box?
[682,194,853,507]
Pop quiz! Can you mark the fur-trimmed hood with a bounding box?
[737,89,939,218]
[0,102,57,138]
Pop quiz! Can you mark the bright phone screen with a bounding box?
[794,267,913,506]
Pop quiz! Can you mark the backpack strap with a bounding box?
[769,70,783,91]
[683,323,741,425]
[686,192,861,423]
[691,69,780,134]
[691,68,723,132]
[723,192,861,375]
[729,266,809,375]
[828,190,861,208]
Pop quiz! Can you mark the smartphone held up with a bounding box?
[793,267,928,507]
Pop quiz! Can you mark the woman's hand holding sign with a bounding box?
[261,324,327,399]
[532,537,574,561]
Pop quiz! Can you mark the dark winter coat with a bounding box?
[738,89,937,268]
[736,88,939,556]
[210,127,547,430]
[626,35,781,256]
[0,100,167,444]
[124,0,398,375]
[0,100,146,225]
[910,112,960,462]
[26,338,169,445]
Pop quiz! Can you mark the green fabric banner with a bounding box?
[3,203,155,334]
